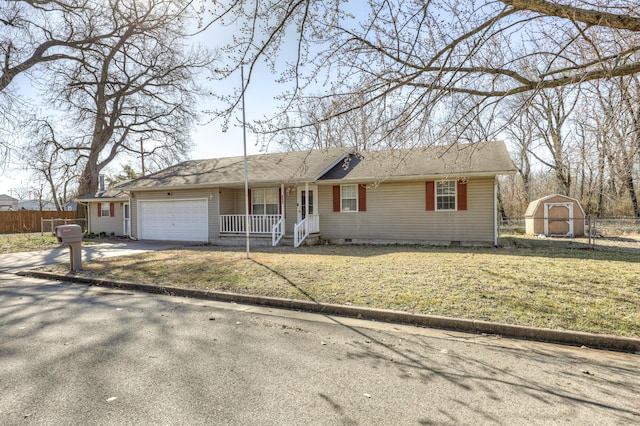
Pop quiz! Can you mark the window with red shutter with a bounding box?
[358,184,366,212]
[333,186,340,212]
[425,182,435,211]
[457,181,467,211]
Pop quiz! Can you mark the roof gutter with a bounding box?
[74,199,91,234]
[122,170,517,191]
[316,170,517,185]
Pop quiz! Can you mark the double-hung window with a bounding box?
[333,184,366,212]
[341,184,358,212]
[252,188,279,215]
[436,181,456,211]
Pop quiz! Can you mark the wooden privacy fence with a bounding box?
[0,211,82,234]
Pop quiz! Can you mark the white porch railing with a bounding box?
[220,214,281,234]
[294,214,319,247]
[272,217,284,246]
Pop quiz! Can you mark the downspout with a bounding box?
[75,200,90,234]
[128,196,136,240]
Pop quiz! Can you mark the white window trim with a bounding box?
[341,184,358,213]
[100,202,111,217]
[252,188,279,215]
[435,180,457,211]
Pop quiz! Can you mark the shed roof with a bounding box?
[524,194,585,217]
[123,141,515,191]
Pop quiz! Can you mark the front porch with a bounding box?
[219,213,320,247]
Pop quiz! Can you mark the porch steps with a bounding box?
[216,233,321,247]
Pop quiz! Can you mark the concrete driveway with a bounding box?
[0,240,186,273]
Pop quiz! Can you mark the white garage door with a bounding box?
[138,199,208,242]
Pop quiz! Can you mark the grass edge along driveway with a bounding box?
[45,240,640,338]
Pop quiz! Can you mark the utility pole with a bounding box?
[140,138,146,175]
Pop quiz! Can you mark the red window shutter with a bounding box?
[457,180,467,211]
[332,186,340,212]
[110,202,115,217]
[278,187,283,216]
[97,202,102,217]
[425,182,435,211]
[247,189,252,214]
[358,184,366,212]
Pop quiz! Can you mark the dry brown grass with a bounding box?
[46,237,640,337]
[0,233,61,253]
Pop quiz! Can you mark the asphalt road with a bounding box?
[1,273,638,425]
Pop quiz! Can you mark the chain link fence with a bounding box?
[500,216,640,251]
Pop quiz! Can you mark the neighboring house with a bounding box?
[0,194,18,211]
[121,141,516,247]
[18,199,56,210]
[76,182,130,237]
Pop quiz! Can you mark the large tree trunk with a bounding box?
[596,138,606,217]
[622,165,640,217]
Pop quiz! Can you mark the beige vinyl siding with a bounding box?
[131,188,219,241]
[89,201,125,236]
[219,188,238,215]
[223,187,296,237]
[318,178,496,244]
[232,188,246,213]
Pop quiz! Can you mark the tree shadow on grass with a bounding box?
[249,258,640,423]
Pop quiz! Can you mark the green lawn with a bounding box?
[44,238,640,337]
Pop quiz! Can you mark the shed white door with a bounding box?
[138,199,208,242]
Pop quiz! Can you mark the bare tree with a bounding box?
[0,0,114,92]
[592,75,640,217]
[21,118,80,210]
[264,92,412,152]
[503,94,537,208]
[0,0,145,172]
[28,0,216,197]
[526,87,579,195]
[209,1,640,139]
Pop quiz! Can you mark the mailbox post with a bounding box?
[55,224,83,272]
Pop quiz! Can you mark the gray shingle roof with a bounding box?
[124,141,515,190]
[321,140,515,182]
[124,148,349,190]
[77,182,130,201]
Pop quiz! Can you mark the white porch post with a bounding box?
[281,183,285,231]
[304,182,309,219]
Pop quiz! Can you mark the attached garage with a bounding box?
[138,199,208,242]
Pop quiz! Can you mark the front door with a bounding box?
[297,186,318,222]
